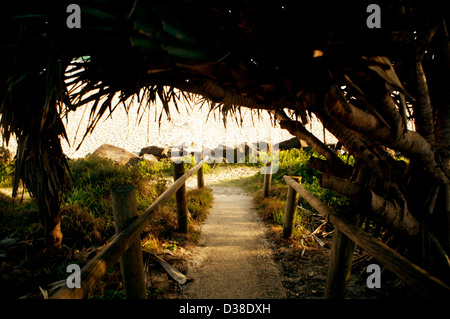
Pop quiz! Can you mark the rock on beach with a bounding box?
[91,143,140,166]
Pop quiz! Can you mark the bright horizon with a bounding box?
[59,97,337,159]
[1,85,339,159]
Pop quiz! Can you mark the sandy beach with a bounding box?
[2,96,337,159]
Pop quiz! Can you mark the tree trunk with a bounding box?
[275,109,338,161]
[309,157,353,180]
[324,89,445,182]
[319,173,362,198]
[316,110,386,183]
[362,189,420,237]
[413,23,439,147]
[40,192,63,248]
[432,20,450,173]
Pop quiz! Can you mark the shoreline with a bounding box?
[1,100,337,159]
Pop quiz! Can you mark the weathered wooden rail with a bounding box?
[282,175,450,299]
[51,156,208,299]
[51,158,449,299]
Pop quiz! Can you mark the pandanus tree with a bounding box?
[1,0,449,290]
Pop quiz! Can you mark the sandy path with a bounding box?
[182,186,286,299]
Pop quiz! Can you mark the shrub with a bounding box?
[1,154,214,298]
[0,193,40,239]
[0,162,14,187]
[68,156,137,192]
[60,203,114,246]
[179,154,212,173]
[187,187,213,222]
[263,149,349,209]
[60,156,170,246]
[61,156,213,249]
[134,158,172,178]
[251,149,350,236]
[0,147,14,187]
[64,156,170,216]
[272,149,319,185]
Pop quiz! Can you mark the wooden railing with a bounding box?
[51,156,208,299]
[282,175,450,299]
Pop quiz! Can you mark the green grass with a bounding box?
[260,149,349,208]
[0,148,347,248]
[0,147,14,187]
[242,149,351,240]
[186,187,213,222]
[0,162,14,187]
[0,193,40,239]
[60,155,215,247]
[0,147,354,297]
[0,155,214,299]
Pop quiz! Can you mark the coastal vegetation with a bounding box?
[0,155,213,298]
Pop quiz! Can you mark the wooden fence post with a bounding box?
[197,163,205,188]
[111,185,147,299]
[263,162,272,197]
[283,185,299,238]
[173,161,188,233]
[263,142,273,197]
[324,210,360,299]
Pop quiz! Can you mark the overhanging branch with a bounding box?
[325,90,445,182]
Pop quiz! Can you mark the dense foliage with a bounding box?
[249,149,351,239]
[0,156,213,298]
